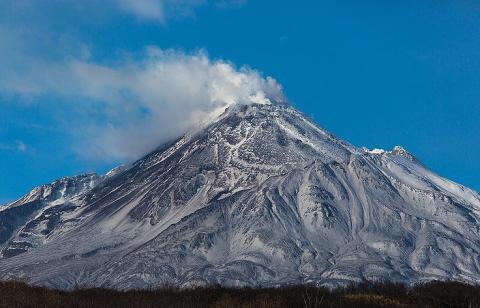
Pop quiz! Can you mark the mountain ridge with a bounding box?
[1,103,480,289]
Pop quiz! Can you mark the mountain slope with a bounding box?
[1,103,480,289]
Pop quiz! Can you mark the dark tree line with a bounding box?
[0,280,479,308]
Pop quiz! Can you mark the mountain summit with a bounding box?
[1,103,480,289]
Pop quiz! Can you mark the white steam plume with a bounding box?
[1,48,285,161]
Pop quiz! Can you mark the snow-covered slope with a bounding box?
[1,103,480,289]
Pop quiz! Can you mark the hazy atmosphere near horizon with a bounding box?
[1,0,480,203]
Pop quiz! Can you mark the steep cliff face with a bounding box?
[1,103,480,289]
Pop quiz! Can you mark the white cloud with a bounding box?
[117,0,245,23]
[0,0,245,26]
[0,0,265,162]
[15,140,27,152]
[0,140,28,153]
[0,48,285,161]
[119,0,166,22]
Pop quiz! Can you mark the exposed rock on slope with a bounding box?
[1,103,480,289]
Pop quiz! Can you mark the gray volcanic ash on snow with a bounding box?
[1,102,480,289]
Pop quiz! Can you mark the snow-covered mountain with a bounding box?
[1,103,480,289]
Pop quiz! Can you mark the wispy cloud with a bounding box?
[0,140,28,153]
[118,0,167,22]
[15,140,28,152]
[0,0,274,162]
[117,0,246,23]
[0,48,284,161]
[0,0,245,25]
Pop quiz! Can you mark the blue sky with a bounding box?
[1,0,480,203]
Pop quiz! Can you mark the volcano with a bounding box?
[1,103,480,289]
